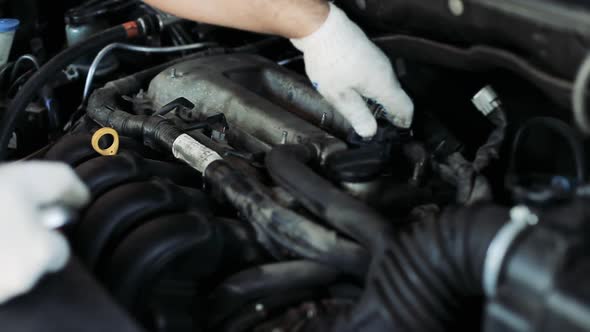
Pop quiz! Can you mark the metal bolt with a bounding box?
[449,0,465,16]
[170,68,177,79]
[65,65,80,81]
[281,131,289,144]
[255,303,264,312]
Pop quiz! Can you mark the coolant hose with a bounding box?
[0,16,160,160]
[208,261,342,327]
[265,144,392,254]
[205,160,370,276]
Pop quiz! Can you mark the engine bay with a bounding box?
[1,1,590,331]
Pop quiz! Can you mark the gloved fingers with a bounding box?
[42,231,71,273]
[357,75,415,129]
[0,228,69,304]
[322,88,378,138]
[0,268,38,304]
[0,162,90,208]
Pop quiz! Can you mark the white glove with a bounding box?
[0,162,89,304]
[291,3,414,138]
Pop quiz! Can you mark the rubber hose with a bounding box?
[222,290,324,332]
[508,117,586,183]
[214,218,271,273]
[85,48,229,134]
[85,53,369,276]
[265,144,392,254]
[87,75,183,151]
[73,121,366,277]
[205,160,370,277]
[208,261,342,327]
[305,205,508,332]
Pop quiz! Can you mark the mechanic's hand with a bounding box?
[0,162,89,304]
[291,3,414,139]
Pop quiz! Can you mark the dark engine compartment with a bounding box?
[1,1,590,332]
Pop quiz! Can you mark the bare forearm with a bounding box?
[143,0,329,38]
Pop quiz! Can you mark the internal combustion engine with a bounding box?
[1,1,590,332]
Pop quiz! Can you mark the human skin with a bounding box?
[143,0,330,38]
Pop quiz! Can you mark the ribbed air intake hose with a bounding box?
[303,205,508,332]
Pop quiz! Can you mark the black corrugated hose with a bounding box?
[305,205,508,332]
[263,144,514,330]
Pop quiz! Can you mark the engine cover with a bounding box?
[148,54,350,151]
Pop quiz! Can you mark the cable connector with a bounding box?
[472,85,502,116]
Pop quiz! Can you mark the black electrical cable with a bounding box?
[6,69,34,97]
[431,105,506,205]
[9,54,40,85]
[473,108,508,173]
[0,17,155,160]
[0,62,13,84]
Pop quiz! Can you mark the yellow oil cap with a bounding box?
[91,127,120,156]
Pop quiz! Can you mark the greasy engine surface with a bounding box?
[1,1,590,332]
[148,54,351,146]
